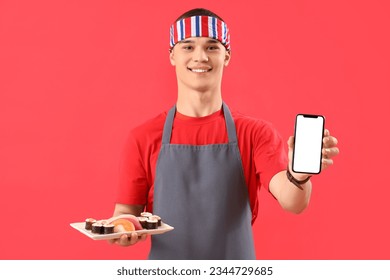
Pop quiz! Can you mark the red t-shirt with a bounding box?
[116,108,288,223]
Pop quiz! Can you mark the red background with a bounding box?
[1,0,389,259]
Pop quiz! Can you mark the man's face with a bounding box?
[169,37,231,93]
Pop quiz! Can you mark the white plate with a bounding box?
[70,222,174,240]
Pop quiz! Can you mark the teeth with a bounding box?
[191,69,209,73]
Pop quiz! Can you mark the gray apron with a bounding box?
[149,102,255,260]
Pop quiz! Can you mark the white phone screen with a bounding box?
[292,114,325,174]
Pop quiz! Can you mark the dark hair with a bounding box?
[174,8,224,22]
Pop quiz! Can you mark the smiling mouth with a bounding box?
[187,67,212,73]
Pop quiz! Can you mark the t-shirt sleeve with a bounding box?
[116,130,149,206]
[253,121,288,192]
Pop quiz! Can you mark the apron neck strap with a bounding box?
[222,102,238,144]
[162,102,238,144]
[161,106,176,144]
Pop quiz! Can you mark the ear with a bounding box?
[169,49,176,66]
[224,50,231,67]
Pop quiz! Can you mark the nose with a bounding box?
[192,47,209,62]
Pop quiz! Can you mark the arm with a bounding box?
[269,129,339,214]
[110,129,150,246]
[269,170,312,214]
[113,203,144,217]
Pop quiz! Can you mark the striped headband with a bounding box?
[169,16,231,50]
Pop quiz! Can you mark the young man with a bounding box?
[110,8,339,259]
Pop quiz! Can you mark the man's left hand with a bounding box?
[287,129,339,180]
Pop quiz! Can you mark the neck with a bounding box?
[176,88,223,117]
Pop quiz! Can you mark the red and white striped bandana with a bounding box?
[170,16,231,50]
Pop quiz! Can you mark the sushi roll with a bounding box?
[145,218,158,230]
[140,212,152,218]
[103,224,115,234]
[150,215,162,227]
[91,222,104,234]
[138,217,148,228]
[85,218,96,230]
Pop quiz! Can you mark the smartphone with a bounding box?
[292,114,325,174]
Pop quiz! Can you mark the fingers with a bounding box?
[321,157,334,170]
[115,234,132,246]
[322,147,340,159]
[323,131,338,149]
[322,129,339,168]
[323,129,330,137]
[322,129,337,170]
[113,233,147,247]
[107,239,116,245]
[139,233,147,241]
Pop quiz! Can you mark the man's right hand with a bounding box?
[108,203,147,246]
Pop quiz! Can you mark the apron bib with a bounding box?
[149,103,255,259]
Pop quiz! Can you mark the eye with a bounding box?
[182,45,193,50]
[208,45,220,51]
